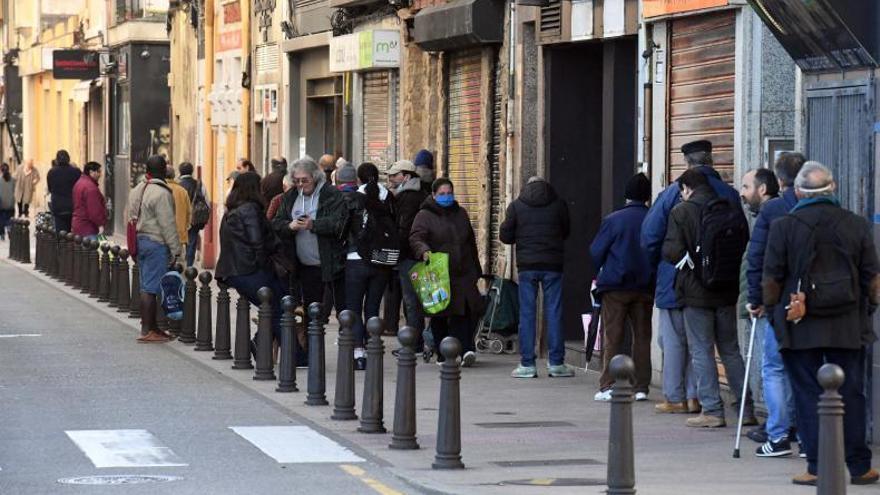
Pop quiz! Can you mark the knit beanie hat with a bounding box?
[625,173,651,202]
[413,149,434,169]
[335,163,357,184]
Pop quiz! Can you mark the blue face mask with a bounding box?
[435,193,455,207]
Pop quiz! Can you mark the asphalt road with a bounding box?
[0,261,415,495]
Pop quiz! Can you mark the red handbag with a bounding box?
[127,184,148,258]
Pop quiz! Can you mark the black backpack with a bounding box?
[695,197,749,290]
[356,207,401,266]
[190,181,211,230]
[797,210,859,317]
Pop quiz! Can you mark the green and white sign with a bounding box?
[330,30,401,72]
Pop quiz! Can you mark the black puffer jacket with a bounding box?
[499,180,570,271]
[394,178,429,260]
[215,201,278,280]
[47,164,81,215]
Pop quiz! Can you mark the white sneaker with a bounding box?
[462,351,477,367]
[594,390,612,402]
[635,392,648,401]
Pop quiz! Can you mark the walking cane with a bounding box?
[733,316,758,458]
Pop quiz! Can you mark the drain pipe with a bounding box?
[504,0,516,280]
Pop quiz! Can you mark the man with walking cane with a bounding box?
[763,162,879,486]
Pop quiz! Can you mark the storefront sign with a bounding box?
[330,30,400,72]
[52,50,100,80]
[643,0,728,18]
[223,2,241,23]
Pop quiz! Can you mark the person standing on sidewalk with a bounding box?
[129,155,181,343]
[0,163,14,240]
[388,160,429,351]
[343,163,396,370]
[47,150,80,233]
[261,157,287,205]
[590,173,654,399]
[500,176,572,378]
[742,160,801,457]
[413,150,435,195]
[71,161,107,241]
[271,157,348,330]
[643,140,740,415]
[410,178,482,367]
[13,159,40,217]
[177,162,208,267]
[319,154,337,184]
[662,169,755,428]
[763,161,879,486]
[165,165,192,262]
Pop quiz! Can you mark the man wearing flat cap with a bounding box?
[641,139,754,428]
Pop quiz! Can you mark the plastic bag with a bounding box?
[408,252,452,315]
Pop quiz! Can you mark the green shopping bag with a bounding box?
[409,252,452,315]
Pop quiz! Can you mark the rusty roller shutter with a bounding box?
[362,70,395,170]
[488,54,503,273]
[446,49,483,230]
[667,11,736,184]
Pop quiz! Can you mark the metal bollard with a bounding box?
[46,228,57,276]
[72,235,83,289]
[8,219,17,260]
[232,294,254,370]
[432,336,464,470]
[34,225,42,270]
[116,249,131,311]
[305,302,328,406]
[358,317,386,433]
[276,295,299,392]
[21,220,30,263]
[179,267,198,344]
[390,326,420,449]
[98,243,111,301]
[213,281,233,360]
[253,287,276,381]
[129,260,141,318]
[57,231,68,281]
[108,245,120,306]
[80,239,92,294]
[194,271,214,351]
[332,310,358,420]
[88,240,100,297]
[65,233,76,285]
[607,354,636,495]
[817,363,846,495]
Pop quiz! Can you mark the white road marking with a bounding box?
[0,334,41,338]
[65,430,188,468]
[230,426,364,463]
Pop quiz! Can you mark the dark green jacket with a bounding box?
[271,181,348,282]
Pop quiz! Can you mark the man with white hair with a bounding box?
[271,157,348,334]
[764,161,880,486]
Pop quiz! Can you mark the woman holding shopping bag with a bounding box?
[409,178,483,367]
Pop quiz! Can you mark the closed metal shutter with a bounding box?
[539,0,563,43]
[667,11,736,183]
[446,50,483,227]
[806,83,874,217]
[362,70,397,169]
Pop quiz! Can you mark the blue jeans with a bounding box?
[185,227,200,267]
[517,270,564,367]
[345,259,391,348]
[137,235,170,295]
[225,268,288,341]
[658,308,698,403]
[759,318,796,441]
[783,347,871,476]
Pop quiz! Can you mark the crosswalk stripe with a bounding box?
[0,334,41,338]
[65,430,188,468]
[230,426,364,464]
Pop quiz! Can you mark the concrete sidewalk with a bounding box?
[4,251,878,494]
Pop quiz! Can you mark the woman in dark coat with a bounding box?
[215,172,289,346]
[409,178,483,366]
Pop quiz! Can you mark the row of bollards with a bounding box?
[9,218,31,263]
